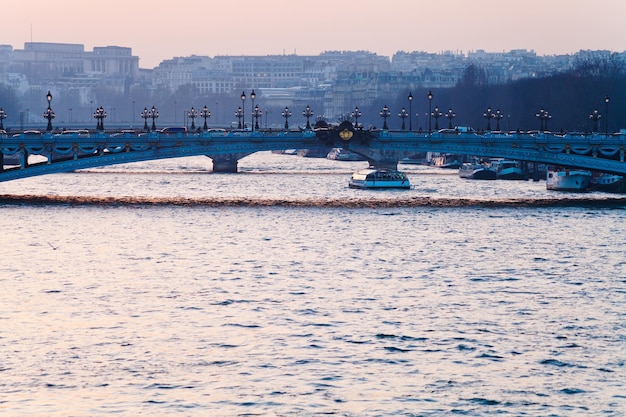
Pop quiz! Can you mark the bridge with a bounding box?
[1,120,626,182]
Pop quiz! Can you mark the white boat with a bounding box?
[459,162,496,180]
[349,168,410,189]
[489,158,527,180]
[546,169,592,192]
[327,148,366,161]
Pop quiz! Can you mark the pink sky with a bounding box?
[2,0,624,68]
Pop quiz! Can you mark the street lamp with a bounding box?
[149,106,159,131]
[188,107,198,130]
[427,90,433,134]
[141,107,149,130]
[281,106,292,130]
[352,106,362,128]
[0,108,6,130]
[241,91,246,129]
[43,91,55,132]
[605,95,610,134]
[302,105,313,129]
[536,108,551,132]
[483,107,494,131]
[399,107,408,130]
[445,108,455,129]
[380,105,391,130]
[235,106,244,129]
[250,89,256,131]
[253,104,262,130]
[432,106,442,130]
[494,109,503,131]
[93,106,107,131]
[201,106,211,130]
[408,92,413,131]
[589,109,601,133]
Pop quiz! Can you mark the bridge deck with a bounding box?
[1,129,625,181]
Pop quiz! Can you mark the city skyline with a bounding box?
[3,0,625,69]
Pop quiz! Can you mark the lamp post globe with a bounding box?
[445,108,455,129]
[44,90,55,132]
[141,107,149,130]
[0,108,6,130]
[241,91,246,129]
[379,105,391,130]
[281,106,292,130]
[201,106,211,130]
[351,106,362,129]
[407,92,413,131]
[250,90,256,131]
[604,95,610,134]
[150,106,159,131]
[398,107,408,130]
[302,105,313,130]
[589,109,601,133]
[432,106,442,130]
[253,104,262,130]
[188,107,198,130]
[427,91,433,134]
[235,106,244,129]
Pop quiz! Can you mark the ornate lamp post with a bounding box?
[445,108,455,129]
[235,106,244,129]
[43,91,55,132]
[93,106,107,130]
[240,91,246,129]
[352,106,362,128]
[494,109,503,131]
[399,107,408,130]
[589,109,601,133]
[188,107,198,130]
[379,105,391,130]
[253,104,262,130]
[302,105,313,129]
[408,92,413,131]
[427,90,433,134]
[281,106,292,129]
[200,106,211,130]
[250,89,256,131]
[149,106,159,131]
[141,107,149,130]
[432,106,442,130]
[605,95,610,134]
[536,108,551,132]
[0,108,6,130]
[483,107,494,131]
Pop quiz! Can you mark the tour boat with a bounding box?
[349,168,410,189]
[546,169,592,192]
[459,162,497,180]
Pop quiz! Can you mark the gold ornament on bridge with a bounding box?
[339,129,353,141]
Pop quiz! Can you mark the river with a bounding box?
[1,152,624,416]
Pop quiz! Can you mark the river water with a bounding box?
[1,152,625,416]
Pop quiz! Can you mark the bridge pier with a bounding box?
[207,152,253,173]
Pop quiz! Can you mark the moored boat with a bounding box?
[327,148,366,161]
[591,173,626,193]
[459,162,496,180]
[546,169,592,192]
[349,168,410,189]
[489,158,527,180]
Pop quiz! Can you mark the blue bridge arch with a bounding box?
[1,127,625,182]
